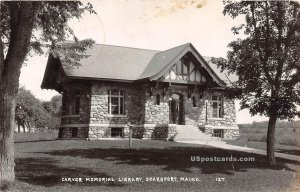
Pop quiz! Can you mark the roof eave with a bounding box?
[66,75,136,83]
[148,43,191,81]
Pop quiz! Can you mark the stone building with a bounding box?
[41,43,239,140]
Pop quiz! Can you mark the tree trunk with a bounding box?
[22,125,26,133]
[0,1,39,184]
[267,114,277,166]
[17,123,20,133]
[0,89,16,182]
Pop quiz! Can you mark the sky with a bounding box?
[19,0,274,124]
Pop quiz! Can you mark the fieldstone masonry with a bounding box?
[198,90,239,139]
[59,81,239,140]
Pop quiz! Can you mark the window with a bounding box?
[108,89,125,115]
[176,58,189,79]
[211,95,223,118]
[156,94,160,105]
[111,128,123,138]
[73,90,80,115]
[71,128,78,137]
[58,128,63,138]
[212,129,223,138]
[192,96,196,107]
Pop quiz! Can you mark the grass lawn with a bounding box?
[225,139,300,156]
[4,139,300,192]
[14,131,58,143]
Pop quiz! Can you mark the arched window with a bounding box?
[156,94,160,105]
[192,96,196,107]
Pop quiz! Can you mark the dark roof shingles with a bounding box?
[58,43,238,85]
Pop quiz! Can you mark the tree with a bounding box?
[42,95,62,130]
[16,87,38,132]
[16,87,52,132]
[0,1,95,183]
[212,1,300,165]
[43,95,62,117]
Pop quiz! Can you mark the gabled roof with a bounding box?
[138,43,190,79]
[62,44,159,81]
[42,42,238,89]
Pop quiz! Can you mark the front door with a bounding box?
[169,94,184,124]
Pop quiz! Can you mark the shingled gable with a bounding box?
[41,42,234,90]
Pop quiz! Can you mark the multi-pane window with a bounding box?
[212,129,224,138]
[176,60,182,74]
[73,90,80,115]
[108,89,125,115]
[211,95,223,118]
[111,128,123,138]
[176,59,189,79]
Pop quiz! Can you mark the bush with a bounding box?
[247,134,267,142]
[277,134,300,146]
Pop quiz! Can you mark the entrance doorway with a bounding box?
[169,93,184,125]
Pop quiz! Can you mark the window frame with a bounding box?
[210,95,223,118]
[73,90,80,115]
[212,129,224,138]
[176,58,189,78]
[71,127,78,137]
[111,127,123,138]
[108,89,125,115]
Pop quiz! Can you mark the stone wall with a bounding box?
[185,92,206,125]
[59,80,238,140]
[88,126,111,139]
[223,129,239,139]
[86,124,176,141]
[200,125,239,140]
[90,81,145,124]
[132,124,176,140]
[59,81,91,139]
[61,82,91,125]
[61,127,89,139]
[205,90,237,126]
[144,87,169,124]
[196,89,239,140]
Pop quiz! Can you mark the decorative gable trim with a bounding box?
[162,56,207,84]
[149,43,226,87]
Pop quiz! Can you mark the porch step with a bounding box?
[174,125,221,141]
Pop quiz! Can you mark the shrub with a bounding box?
[247,134,267,142]
[277,134,300,146]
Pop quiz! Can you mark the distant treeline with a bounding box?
[239,120,300,129]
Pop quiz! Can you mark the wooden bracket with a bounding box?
[150,87,153,96]
[163,86,169,97]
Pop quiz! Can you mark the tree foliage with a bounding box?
[15,87,61,132]
[0,1,95,182]
[42,95,62,130]
[0,1,95,72]
[212,1,300,165]
[212,1,300,120]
